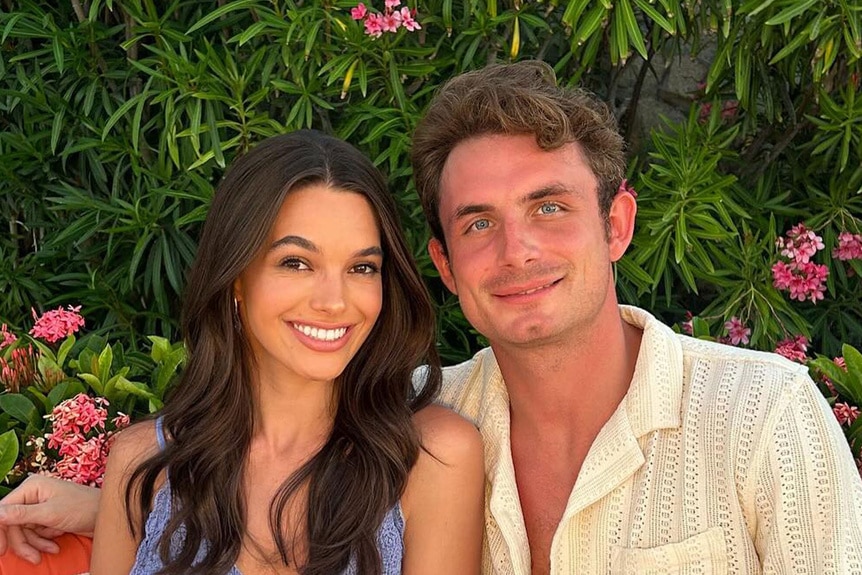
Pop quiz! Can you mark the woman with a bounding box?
[75,131,481,574]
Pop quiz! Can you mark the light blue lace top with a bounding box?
[129,417,405,575]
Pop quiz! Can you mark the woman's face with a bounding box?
[234,184,384,386]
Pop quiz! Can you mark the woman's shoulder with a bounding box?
[398,406,485,572]
[411,404,483,463]
[401,405,483,519]
[108,419,162,468]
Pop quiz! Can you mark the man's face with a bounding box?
[428,134,635,350]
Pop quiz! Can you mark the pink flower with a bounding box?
[776,223,824,264]
[617,178,637,198]
[681,311,693,335]
[0,324,17,350]
[833,232,862,261]
[723,317,751,346]
[775,335,809,363]
[41,394,126,487]
[29,305,85,343]
[379,11,400,32]
[720,100,739,120]
[384,0,400,8]
[835,357,847,370]
[364,12,383,37]
[771,260,829,304]
[398,7,421,31]
[834,402,860,426]
[112,412,131,429]
[351,2,368,19]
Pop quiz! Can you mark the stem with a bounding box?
[70,0,86,22]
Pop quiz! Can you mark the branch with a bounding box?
[70,0,86,23]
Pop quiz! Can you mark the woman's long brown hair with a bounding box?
[125,131,442,574]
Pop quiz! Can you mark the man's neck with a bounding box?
[492,304,643,439]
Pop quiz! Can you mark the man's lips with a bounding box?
[491,277,563,298]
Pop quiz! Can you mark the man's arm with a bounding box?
[753,373,862,571]
[0,475,100,564]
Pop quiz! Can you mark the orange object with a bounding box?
[0,533,92,575]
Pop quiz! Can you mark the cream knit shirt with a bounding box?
[436,306,862,574]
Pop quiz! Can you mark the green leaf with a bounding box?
[47,380,87,408]
[50,105,65,154]
[97,344,113,382]
[633,0,674,34]
[0,394,40,428]
[0,431,19,483]
[765,0,817,26]
[619,0,648,59]
[185,0,261,35]
[56,335,76,368]
[102,91,147,141]
[78,373,104,395]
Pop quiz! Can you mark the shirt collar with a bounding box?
[619,305,684,436]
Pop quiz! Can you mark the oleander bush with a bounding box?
[1,0,861,482]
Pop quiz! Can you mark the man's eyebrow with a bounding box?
[448,185,582,224]
[450,203,495,224]
[521,185,582,204]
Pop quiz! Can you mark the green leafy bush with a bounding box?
[1,1,860,469]
[0,308,184,492]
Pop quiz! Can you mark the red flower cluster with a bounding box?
[0,324,16,350]
[833,232,862,261]
[771,223,829,303]
[0,345,39,393]
[38,394,130,487]
[774,334,809,363]
[351,0,420,37]
[834,402,860,426]
[29,305,85,343]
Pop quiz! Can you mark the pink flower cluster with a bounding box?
[698,100,739,123]
[772,223,829,303]
[834,402,860,426]
[775,334,809,363]
[40,393,130,487]
[0,324,16,350]
[617,179,638,198]
[351,0,420,37]
[722,316,751,346]
[29,305,85,344]
[833,232,862,261]
[680,311,694,335]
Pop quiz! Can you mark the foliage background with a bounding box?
[1,0,861,364]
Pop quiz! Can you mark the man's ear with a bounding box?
[607,190,637,262]
[428,238,458,295]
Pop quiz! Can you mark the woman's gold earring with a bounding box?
[233,297,241,330]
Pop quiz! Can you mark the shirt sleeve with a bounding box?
[752,372,862,573]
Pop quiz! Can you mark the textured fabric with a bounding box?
[436,305,862,574]
[129,418,405,575]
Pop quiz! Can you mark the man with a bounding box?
[3,61,862,573]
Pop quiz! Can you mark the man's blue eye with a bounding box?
[539,203,560,214]
[472,219,490,231]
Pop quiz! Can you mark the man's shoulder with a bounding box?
[431,348,497,422]
[676,332,809,382]
[671,333,818,438]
